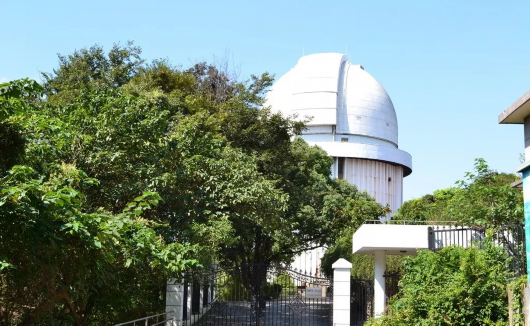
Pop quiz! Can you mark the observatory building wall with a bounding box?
[266,52,413,273]
[336,158,403,214]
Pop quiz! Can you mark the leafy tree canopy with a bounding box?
[322,158,523,279]
[394,158,523,228]
[1,42,384,324]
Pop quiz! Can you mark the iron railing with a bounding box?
[113,312,173,326]
[384,272,401,301]
[428,225,486,251]
[428,224,526,276]
[350,277,373,326]
[175,263,333,325]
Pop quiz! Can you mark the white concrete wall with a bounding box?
[352,224,431,255]
[300,134,334,143]
[524,116,530,159]
[166,279,184,326]
[290,246,326,276]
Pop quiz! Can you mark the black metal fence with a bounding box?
[350,278,373,326]
[179,263,333,326]
[383,272,400,302]
[428,224,526,276]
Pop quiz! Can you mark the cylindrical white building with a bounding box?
[266,53,412,214]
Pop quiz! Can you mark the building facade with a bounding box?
[266,53,412,214]
[266,53,413,275]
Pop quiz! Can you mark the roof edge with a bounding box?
[499,89,530,124]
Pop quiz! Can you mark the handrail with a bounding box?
[362,219,458,226]
[113,312,173,326]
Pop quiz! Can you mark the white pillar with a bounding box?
[198,283,204,312]
[211,262,218,302]
[374,250,386,318]
[166,278,184,326]
[332,258,352,326]
[186,282,192,322]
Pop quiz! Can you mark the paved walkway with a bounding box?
[187,297,332,326]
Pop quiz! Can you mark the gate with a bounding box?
[350,278,373,326]
[182,263,332,325]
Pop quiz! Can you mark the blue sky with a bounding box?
[2,1,530,201]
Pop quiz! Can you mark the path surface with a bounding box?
[186,297,332,326]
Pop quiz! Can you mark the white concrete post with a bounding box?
[185,282,192,322]
[332,258,352,326]
[198,281,204,312]
[166,278,184,326]
[211,262,218,302]
[374,250,386,318]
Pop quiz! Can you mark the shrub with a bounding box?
[367,241,510,325]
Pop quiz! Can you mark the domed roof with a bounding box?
[266,53,399,146]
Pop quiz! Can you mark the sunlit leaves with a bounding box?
[394,158,523,228]
[368,243,510,325]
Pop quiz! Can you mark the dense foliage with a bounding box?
[321,158,524,279]
[358,159,523,325]
[319,198,392,278]
[365,243,511,326]
[394,158,523,228]
[0,42,384,324]
[0,79,199,325]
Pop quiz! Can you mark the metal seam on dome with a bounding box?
[336,59,349,130]
[265,53,412,214]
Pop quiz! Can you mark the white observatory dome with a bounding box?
[266,53,399,147]
[338,62,398,146]
[266,53,412,214]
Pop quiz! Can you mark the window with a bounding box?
[338,157,345,180]
[341,137,348,142]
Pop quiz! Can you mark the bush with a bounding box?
[368,241,511,325]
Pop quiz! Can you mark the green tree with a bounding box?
[41,41,144,105]
[1,42,384,324]
[449,158,523,227]
[394,158,523,228]
[38,44,376,266]
[320,189,392,278]
[0,80,199,325]
[361,159,522,325]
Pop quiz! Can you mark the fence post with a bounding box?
[166,277,184,326]
[332,258,352,326]
[428,227,434,250]
[210,262,218,303]
[185,281,192,323]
